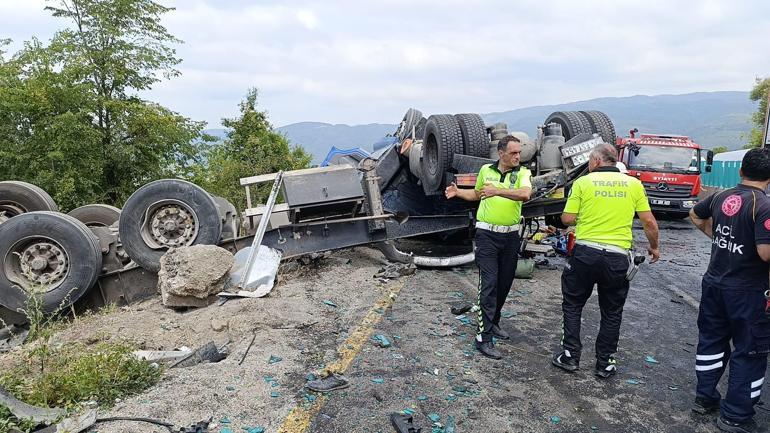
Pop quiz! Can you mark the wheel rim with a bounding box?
[0,203,26,224]
[426,134,439,176]
[140,199,199,250]
[4,236,70,291]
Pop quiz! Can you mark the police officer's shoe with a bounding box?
[716,416,758,433]
[551,350,579,372]
[691,397,720,415]
[594,357,617,379]
[475,340,502,360]
[491,324,510,340]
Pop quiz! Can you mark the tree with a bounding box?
[197,89,311,209]
[0,0,208,210]
[744,77,770,149]
[711,146,728,154]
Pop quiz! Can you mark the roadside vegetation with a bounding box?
[0,292,161,433]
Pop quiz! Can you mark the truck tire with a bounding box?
[580,110,617,144]
[420,114,463,193]
[0,181,58,223]
[455,113,489,157]
[119,179,222,272]
[68,204,121,227]
[395,108,424,142]
[0,212,102,314]
[543,111,593,142]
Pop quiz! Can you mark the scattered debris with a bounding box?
[372,378,385,384]
[376,262,417,281]
[238,333,258,365]
[323,300,338,308]
[549,415,561,425]
[428,413,440,423]
[268,355,283,365]
[390,412,422,433]
[449,303,473,315]
[33,409,98,433]
[372,334,392,348]
[210,317,229,332]
[132,348,192,364]
[0,323,29,353]
[668,385,679,390]
[158,245,234,308]
[626,379,641,385]
[645,355,659,364]
[0,385,66,425]
[178,418,212,433]
[242,427,265,433]
[306,373,350,392]
[170,341,228,368]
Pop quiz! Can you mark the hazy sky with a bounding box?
[1,0,769,128]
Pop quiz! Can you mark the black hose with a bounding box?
[95,416,175,432]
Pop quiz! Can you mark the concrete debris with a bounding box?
[157,245,234,308]
[0,385,66,425]
[33,408,97,433]
[210,317,229,332]
[132,348,192,364]
[0,324,29,353]
[170,341,228,368]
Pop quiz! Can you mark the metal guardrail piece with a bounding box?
[238,171,283,289]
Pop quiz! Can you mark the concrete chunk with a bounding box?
[157,245,234,308]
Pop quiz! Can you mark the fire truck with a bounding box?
[616,129,714,218]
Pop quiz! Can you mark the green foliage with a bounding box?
[711,146,728,154]
[0,342,161,409]
[196,88,311,208]
[0,405,38,433]
[0,290,159,424]
[0,1,209,210]
[745,77,770,149]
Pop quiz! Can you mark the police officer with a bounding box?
[552,144,660,377]
[689,148,770,433]
[445,135,532,359]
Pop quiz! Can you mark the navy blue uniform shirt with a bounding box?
[693,184,770,289]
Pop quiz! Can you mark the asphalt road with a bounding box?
[298,218,770,433]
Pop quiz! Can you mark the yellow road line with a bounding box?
[277,282,405,433]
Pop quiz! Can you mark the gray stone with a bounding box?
[158,245,234,308]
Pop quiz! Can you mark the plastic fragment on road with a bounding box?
[501,311,517,319]
[401,408,415,416]
[323,300,338,308]
[668,385,679,390]
[242,427,265,433]
[306,373,317,381]
[372,334,392,348]
[221,428,234,433]
[645,355,659,364]
[550,415,561,424]
[428,414,440,423]
[417,395,428,401]
[372,378,385,384]
[626,379,640,385]
[270,391,280,398]
[446,394,458,402]
[220,416,231,424]
[268,355,283,364]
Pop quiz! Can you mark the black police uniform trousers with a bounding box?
[475,228,521,342]
[560,244,630,363]
[695,279,769,423]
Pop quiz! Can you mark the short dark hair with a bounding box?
[741,148,770,181]
[497,135,520,152]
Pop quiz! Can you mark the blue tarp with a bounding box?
[320,146,370,167]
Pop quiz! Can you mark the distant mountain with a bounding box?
[205,91,756,164]
[483,91,754,151]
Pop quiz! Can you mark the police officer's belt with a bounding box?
[575,240,628,256]
[475,221,520,234]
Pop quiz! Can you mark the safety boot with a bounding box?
[691,396,720,415]
[716,417,758,433]
[475,340,502,359]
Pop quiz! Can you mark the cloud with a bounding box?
[1,0,769,128]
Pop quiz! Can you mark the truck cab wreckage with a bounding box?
[0,110,616,325]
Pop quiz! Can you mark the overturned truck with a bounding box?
[0,110,615,324]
